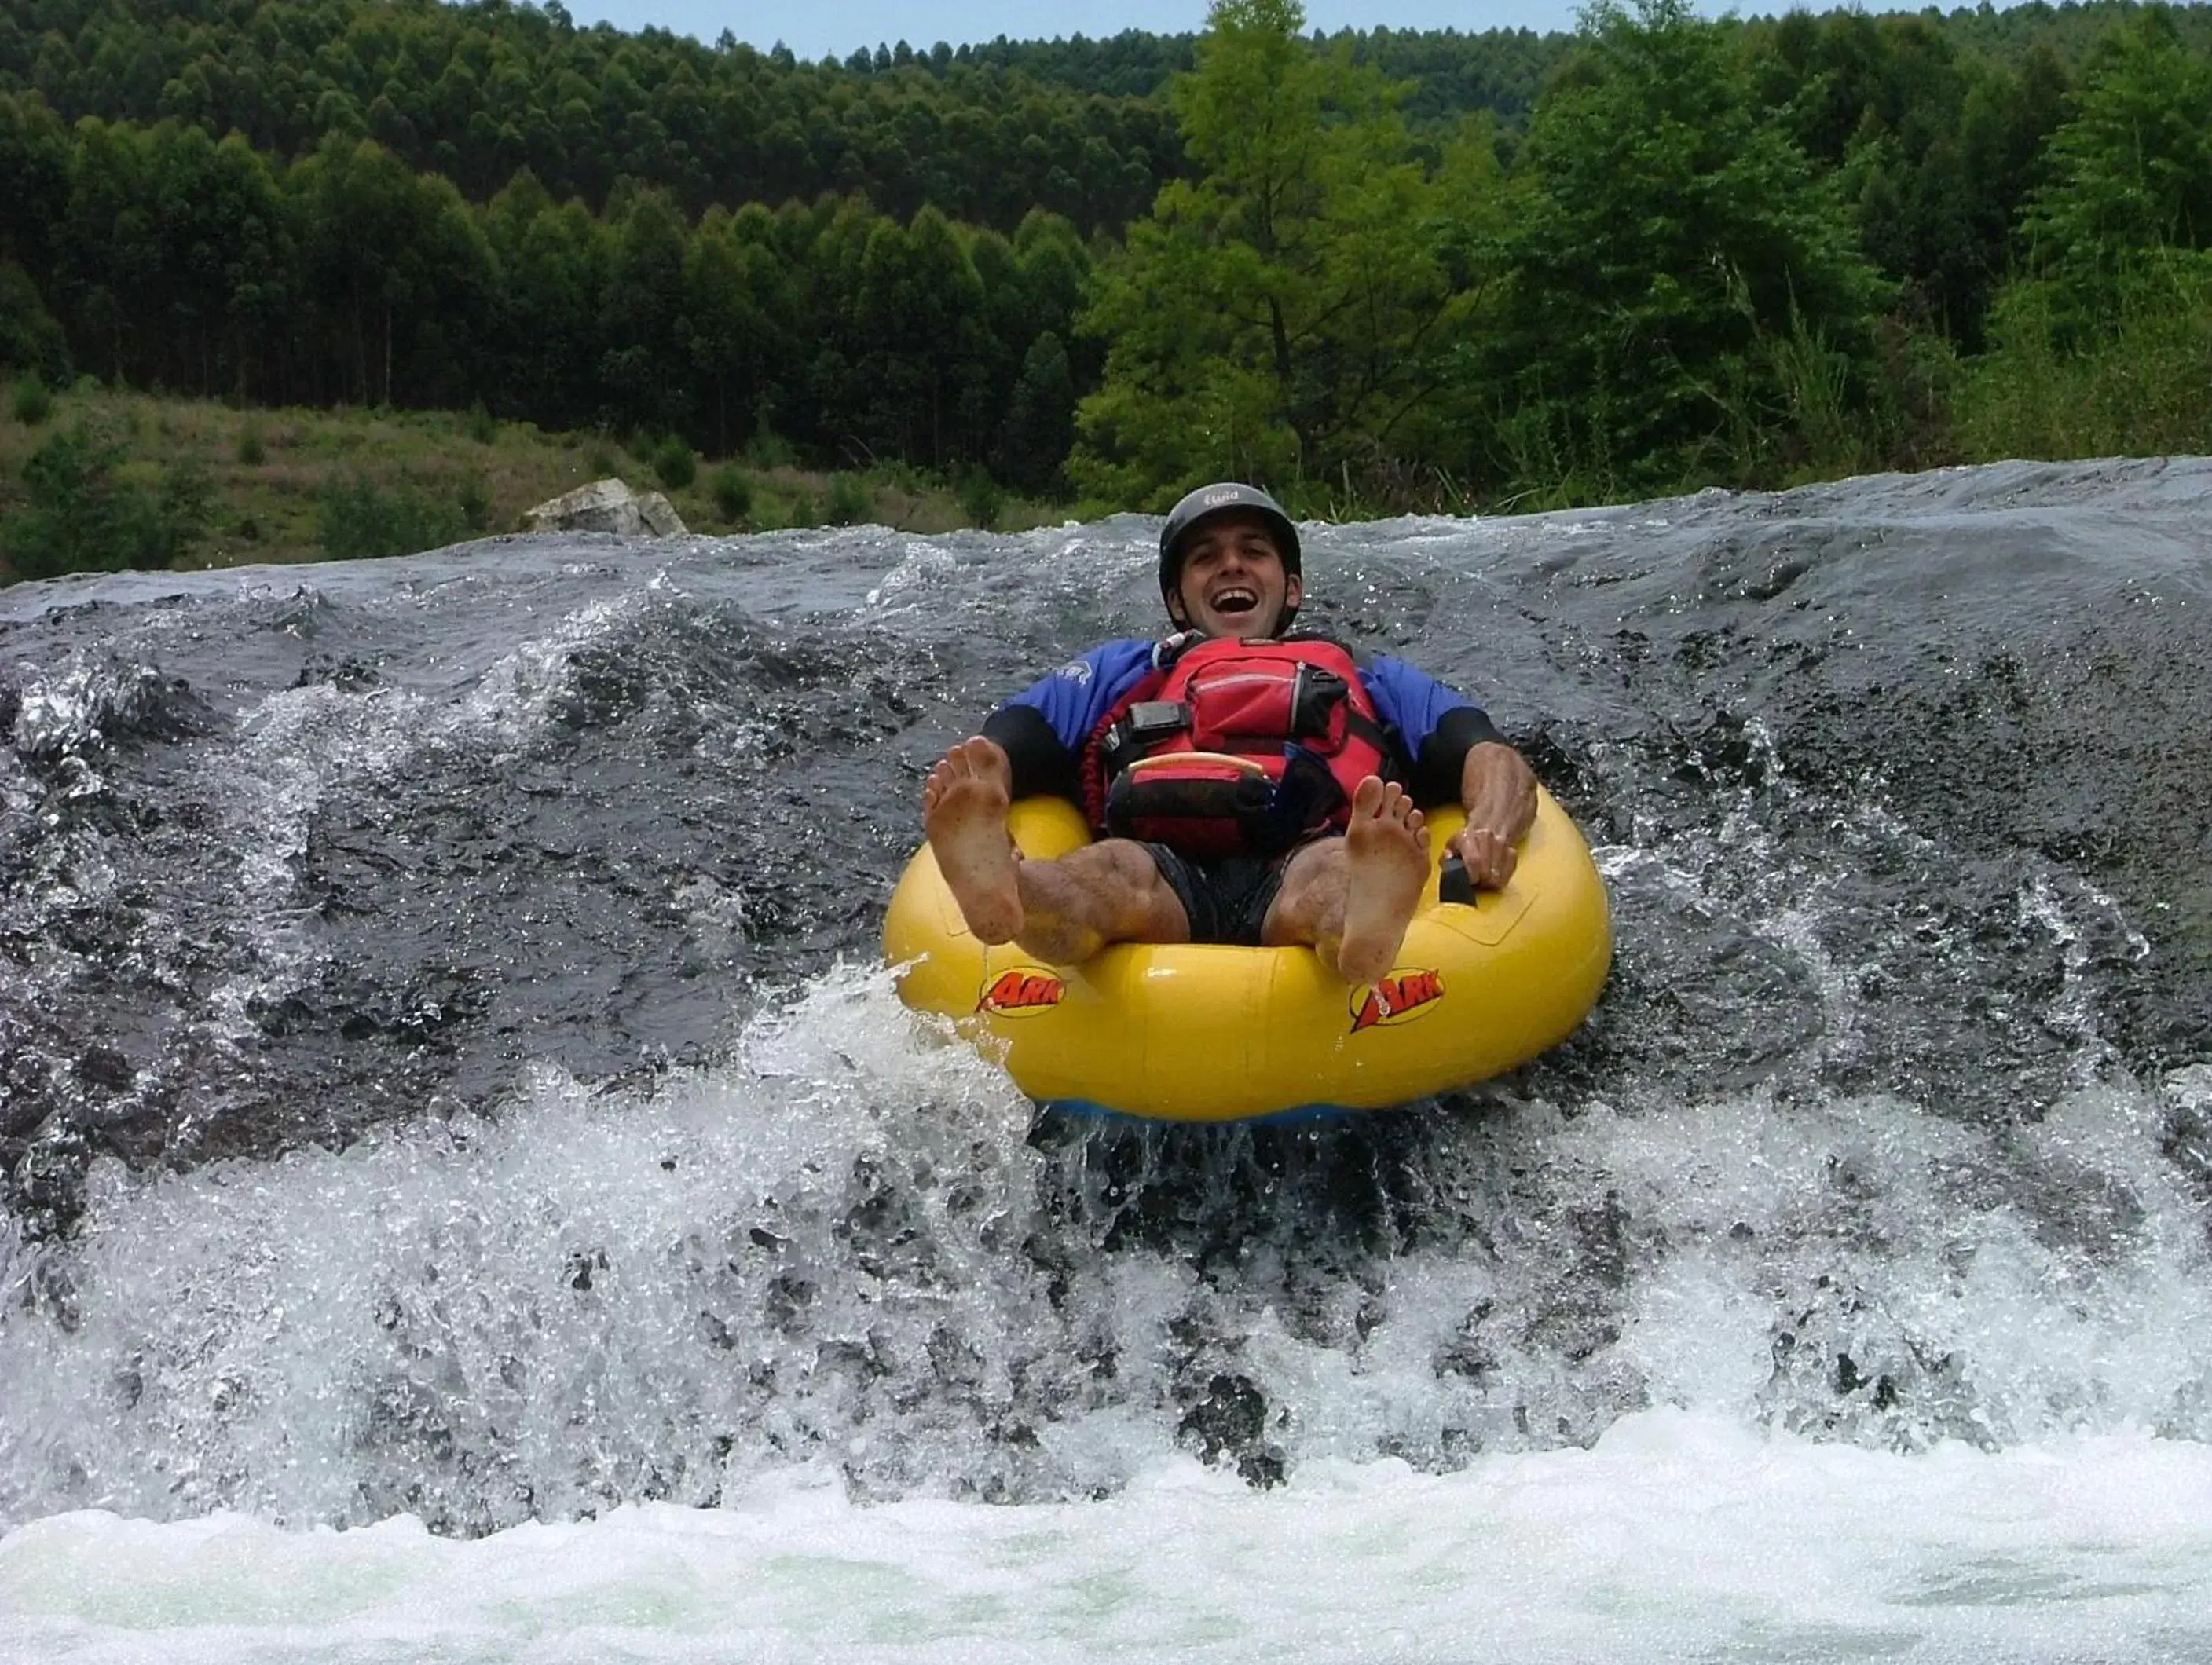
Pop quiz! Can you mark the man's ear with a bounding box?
[1165,590,1188,627]
[1285,573,1303,611]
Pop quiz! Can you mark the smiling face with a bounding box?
[1166,511,1302,639]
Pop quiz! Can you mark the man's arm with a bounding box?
[945,639,1159,807]
[979,707,1075,803]
[1448,740,1537,891]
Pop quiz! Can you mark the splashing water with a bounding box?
[5,460,2212,1660]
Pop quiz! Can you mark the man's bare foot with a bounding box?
[1335,778,1430,984]
[923,737,1023,943]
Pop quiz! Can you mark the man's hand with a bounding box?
[1448,823,1520,890]
[1452,741,1538,891]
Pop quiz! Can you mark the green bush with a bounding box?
[10,373,53,426]
[1954,255,2212,463]
[235,424,266,465]
[467,401,498,445]
[959,470,1005,531]
[656,434,696,489]
[742,427,794,469]
[825,472,870,526]
[316,474,471,561]
[159,458,215,558]
[709,464,752,523]
[1,420,211,581]
[455,471,492,530]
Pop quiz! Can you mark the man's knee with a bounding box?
[1279,836,1346,904]
[1026,838,1185,937]
[1057,837,1163,893]
[1089,838,1188,939]
[1262,836,1346,945]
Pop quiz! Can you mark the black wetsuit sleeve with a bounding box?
[981,704,1083,804]
[1409,704,1508,805]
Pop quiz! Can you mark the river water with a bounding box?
[2,458,2210,1660]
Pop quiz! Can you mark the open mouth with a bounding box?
[1210,587,1259,616]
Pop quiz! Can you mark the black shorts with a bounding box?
[1141,842,1297,946]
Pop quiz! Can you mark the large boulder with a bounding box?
[523,478,687,537]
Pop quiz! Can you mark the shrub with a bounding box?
[1,420,211,580]
[959,470,1006,531]
[467,401,498,445]
[316,474,470,561]
[656,435,696,489]
[235,424,266,466]
[158,459,215,562]
[709,464,752,523]
[455,471,492,530]
[1954,255,2212,462]
[742,426,794,469]
[826,472,870,526]
[10,373,52,426]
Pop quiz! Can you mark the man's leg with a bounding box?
[923,737,1190,962]
[1262,778,1430,983]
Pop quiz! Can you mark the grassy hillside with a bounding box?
[0,381,1064,582]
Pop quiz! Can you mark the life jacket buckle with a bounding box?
[1100,699,1192,770]
[1124,700,1189,739]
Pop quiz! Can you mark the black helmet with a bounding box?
[1157,482,1302,608]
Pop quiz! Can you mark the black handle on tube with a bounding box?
[1437,855,1476,906]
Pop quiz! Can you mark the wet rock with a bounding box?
[522,478,687,537]
[1177,1371,1284,1487]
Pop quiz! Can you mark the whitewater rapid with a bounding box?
[5,458,2212,1660]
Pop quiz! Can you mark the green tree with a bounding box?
[315,472,470,562]
[1478,0,1892,498]
[851,204,989,468]
[1957,10,2212,461]
[0,261,71,384]
[0,93,71,285]
[1072,0,1478,506]
[685,201,792,456]
[598,185,692,434]
[998,328,1075,492]
[487,180,610,430]
[1750,9,2062,350]
[2016,8,2212,341]
[291,135,496,407]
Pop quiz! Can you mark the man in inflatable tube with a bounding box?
[922,481,1537,985]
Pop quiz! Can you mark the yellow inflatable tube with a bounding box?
[883,789,1612,1122]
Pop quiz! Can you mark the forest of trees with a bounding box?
[5,0,2212,574]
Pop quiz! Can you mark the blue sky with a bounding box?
[558,1,1860,64]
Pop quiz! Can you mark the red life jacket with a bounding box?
[1082,635,1397,858]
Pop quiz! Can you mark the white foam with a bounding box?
[9,961,2212,1662]
[5,1412,2210,1664]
